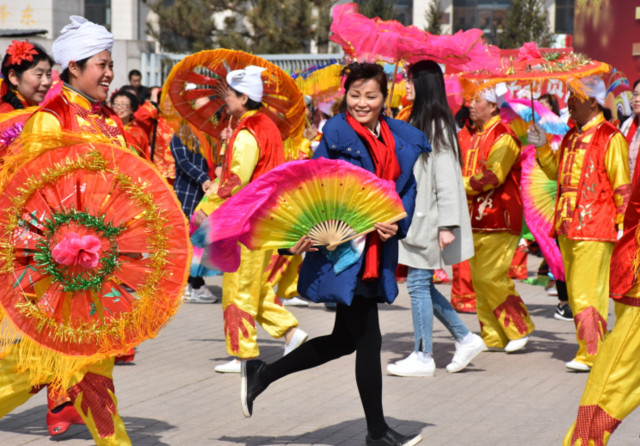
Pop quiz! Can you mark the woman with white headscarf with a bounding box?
[0,16,133,445]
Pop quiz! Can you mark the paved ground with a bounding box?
[1,258,639,445]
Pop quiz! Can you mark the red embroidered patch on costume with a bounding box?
[571,405,620,446]
[574,306,607,355]
[493,294,530,335]
[67,372,116,438]
[469,170,499,192]
[224,303,256,353]
[217,173,242,199]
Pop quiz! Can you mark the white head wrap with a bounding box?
[570,76,606,106]
[226,65,265,103]
[480,83,508,108]
[52,16,113,71]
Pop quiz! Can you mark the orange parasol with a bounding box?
[459,42,611,102]
[0,132,190,387]
[160,49,306,161]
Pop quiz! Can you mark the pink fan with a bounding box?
[520,144,565,281]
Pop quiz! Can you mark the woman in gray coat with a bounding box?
[387,60,485,377]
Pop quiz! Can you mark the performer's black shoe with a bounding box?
[365,428,422,446]
[241,359,267,417]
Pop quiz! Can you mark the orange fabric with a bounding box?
[610,180,640,305]
[133,102,176,179]
[555,121,630,242]
[509,244,528,280]
[451,260,476,312]
[224,111,285,183]
[123,121,149,157]
[459,119,523,234]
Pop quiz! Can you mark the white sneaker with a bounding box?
[386,352,435,377]
[189,286,219,303]
[284,328,308,356]
[505,336,529,353]
[215,358,241,373]
[446,334,486,373]
[282,296,309,307]
[183,285,192,301]
[566,359,590,372]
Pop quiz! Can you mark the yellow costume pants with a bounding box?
[222,246,299,358]
[563,303,640,445]
[265,254,303,300]
[469,231,535,348]
[558,236,613,366]
[0,351,130,445]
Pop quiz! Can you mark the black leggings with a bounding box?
[261,295,388,437]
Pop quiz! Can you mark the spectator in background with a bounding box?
[128,68,148,104]
[111,90,149,157]
[387,60,484,378]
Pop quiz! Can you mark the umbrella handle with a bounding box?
[530,83,536,125]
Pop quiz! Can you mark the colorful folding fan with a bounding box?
[0,131,190,388]
[191,158,407,272]
[520,144,565,281]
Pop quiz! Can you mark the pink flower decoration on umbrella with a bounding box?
[517,42,543,61]
[52,232,101,269]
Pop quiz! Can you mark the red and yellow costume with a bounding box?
[196,110,300,358]
[536,112,631,366]
[0,84,132,445]
[451,260,476,313]
[133,101,176,180]
[460,114,535,347]
[564,177,640,445]
[122,119,149,157]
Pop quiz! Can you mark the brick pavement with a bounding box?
[1,261,640,445]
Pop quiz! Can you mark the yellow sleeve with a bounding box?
[196,129,259,215]
[464,134,520,196]
[22,110,62,134]
[534,141,559,181]
[604,132,632,226]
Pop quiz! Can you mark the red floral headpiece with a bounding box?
[4,40,38,67]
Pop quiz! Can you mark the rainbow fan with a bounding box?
[521,144,565,281]
[191,158,407,272]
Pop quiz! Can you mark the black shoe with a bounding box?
[365,428,422,446]
[554,303,573,321]
[241,359,267,418]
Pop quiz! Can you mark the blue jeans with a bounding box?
[406,267,470,353]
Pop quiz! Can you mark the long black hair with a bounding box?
[1,41,53,109]
[407,60,460,158]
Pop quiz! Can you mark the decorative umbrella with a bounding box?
[160,49,306,161]
[330,3,500,108]
[459,42,611,103]
[0,132,190,387]
[191,158,407,273]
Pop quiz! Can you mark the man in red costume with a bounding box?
[563,172,640,445]
[528,76,631,372]
[460,83,535,353]
[193,66,307,373]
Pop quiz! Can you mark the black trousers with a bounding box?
[261,295,388,437]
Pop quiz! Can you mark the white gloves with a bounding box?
[618,229,624,240]
[527,123,548,148]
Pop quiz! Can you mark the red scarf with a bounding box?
[346,113,400,280]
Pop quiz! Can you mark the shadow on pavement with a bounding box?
[218,417,429,445]
[0,405,175,445]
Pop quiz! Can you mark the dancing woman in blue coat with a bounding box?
[240,63,430,446]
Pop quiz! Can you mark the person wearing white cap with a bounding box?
[192,65,307,373]
[23,15,127,149]
[3,16,134,445]
[459,83,535,354]
[528,75,631,372]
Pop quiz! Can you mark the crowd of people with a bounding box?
[2,13,640,446]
